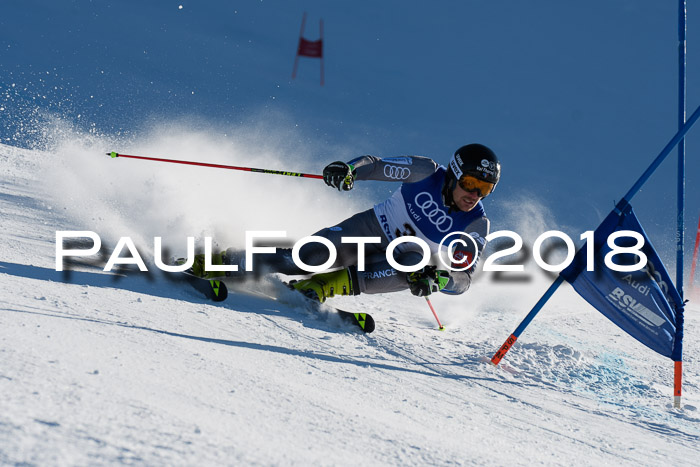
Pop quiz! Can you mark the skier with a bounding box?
[194,143,500,303]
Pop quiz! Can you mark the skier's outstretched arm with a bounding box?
[349,155,439,182]
[322,155,439,190]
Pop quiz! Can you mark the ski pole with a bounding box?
[106,152,324,179]
[425,297,445,331]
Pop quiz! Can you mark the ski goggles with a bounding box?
[458,174,495,197]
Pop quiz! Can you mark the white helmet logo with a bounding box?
[450,158,463,179]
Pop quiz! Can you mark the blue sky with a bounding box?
[1,0,699,272]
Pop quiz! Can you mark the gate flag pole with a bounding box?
[490,277,564,365]
[490,103,700,368]
[674,0,687,410]
[320,18,325,86]
[677,0,687,302]
[291,12,307,81]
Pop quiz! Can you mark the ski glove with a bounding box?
[323,161,356,191]
[407,266,450,297]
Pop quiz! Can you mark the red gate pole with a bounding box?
[319,18,325,86]
[291,12,307,80]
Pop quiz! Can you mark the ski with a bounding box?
[179,271,228,302]
[167,258,229,302]
[334,309,376,333]
[284,281,375,333]
[165,260,371,331]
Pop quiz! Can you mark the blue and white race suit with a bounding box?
[239,155,491,296]
[267,155,491,295]
[351,155,489,294]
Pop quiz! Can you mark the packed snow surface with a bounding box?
[1,140,699,465]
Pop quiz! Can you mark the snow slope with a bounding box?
[2,138,700,465]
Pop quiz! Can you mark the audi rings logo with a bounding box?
[383,165,411,180]
[414,192,453,233]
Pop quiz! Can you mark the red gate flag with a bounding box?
[292,12,324,85]
[690,214,700,300]
[298,38,322,58]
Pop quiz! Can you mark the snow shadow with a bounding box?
[0,260,357,334]
[0,261,171,300]
[1,261,513,383]
[5,302,450,380]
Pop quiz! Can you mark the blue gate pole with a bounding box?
[678,0,687,301]
[491,276,564,365]
[674,0,687,410]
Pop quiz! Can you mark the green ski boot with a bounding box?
[290,268,356,303]
[187,251,228,279]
